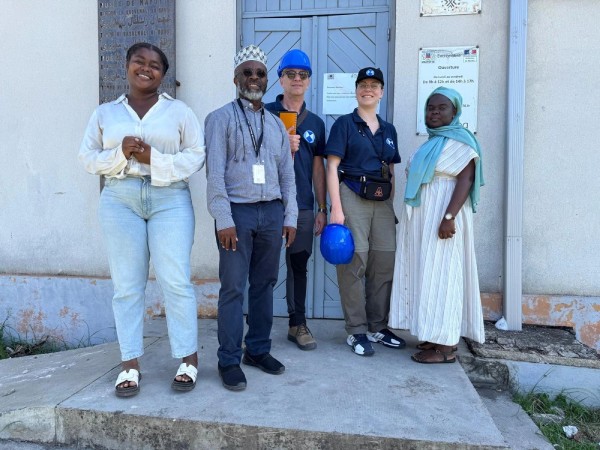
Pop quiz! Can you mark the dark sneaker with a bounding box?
[242,351,285,375]
[288,323,317,350]
[218,364,247,391]
[367,328,406,349]
[346,334,375,356]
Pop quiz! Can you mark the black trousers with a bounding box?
[285,209,314,327]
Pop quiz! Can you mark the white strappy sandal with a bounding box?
[171,363,197,392]
[115,368,141,398]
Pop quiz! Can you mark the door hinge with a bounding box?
[240,34,243,48]
[387,28,390,41]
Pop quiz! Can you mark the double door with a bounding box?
[241,2,392,319]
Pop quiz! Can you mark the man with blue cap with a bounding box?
[265,49,327,351]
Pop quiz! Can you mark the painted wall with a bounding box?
[0,0,235,280]
[1,1,99,276]
[0,0,233,346]
[393,1,600,299]
[392,1,508,294]
[1,1,599,350]
[390,1,600,350]
[523,0,600,296]
[174,0,236,281]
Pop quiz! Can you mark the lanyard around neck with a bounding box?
[237,99,264,158]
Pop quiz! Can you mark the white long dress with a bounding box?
[388,139,485,344]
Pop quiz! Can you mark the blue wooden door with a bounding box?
[241,2,391,319]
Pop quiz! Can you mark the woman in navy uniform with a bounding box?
[325,67,405,357]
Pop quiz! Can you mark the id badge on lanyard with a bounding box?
[236,99,266,185]
[253,164,265,184]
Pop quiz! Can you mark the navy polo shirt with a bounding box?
[266,95,326,210]
[325,108,400,180]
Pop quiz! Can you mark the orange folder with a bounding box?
[279,111,298,159]
[279,111,297,135]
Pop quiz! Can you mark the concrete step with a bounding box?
[476,387,553,450]
[460,323,600,409]
[1,319,509,449]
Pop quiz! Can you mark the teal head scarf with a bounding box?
[404,87,484,212]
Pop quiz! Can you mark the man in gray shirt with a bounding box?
[205,44,298,391]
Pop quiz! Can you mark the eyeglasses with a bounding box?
[357,82,382,90]
[237,68,267,78]
[282,70,310,80]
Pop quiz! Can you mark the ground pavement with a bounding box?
[0,318,553,449]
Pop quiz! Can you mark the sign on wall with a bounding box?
[98,0,176,104]
[420,0,482,16]
[417,46,480,135]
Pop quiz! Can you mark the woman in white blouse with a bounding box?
[79,43,205,397]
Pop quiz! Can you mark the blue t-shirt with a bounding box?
[325,109,400,180]
[266,95,326,210]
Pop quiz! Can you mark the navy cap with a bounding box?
[356,67,384,87]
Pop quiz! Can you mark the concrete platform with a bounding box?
[0,318,511,449]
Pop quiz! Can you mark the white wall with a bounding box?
[1,1,100,276]
[2,0,599,299]
[0,0,236,280]
[523,0,600,295]
[177,0,236,280]
[392,1,509,293]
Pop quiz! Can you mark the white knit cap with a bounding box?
[234,44,267,69]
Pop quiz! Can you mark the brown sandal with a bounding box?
[411,348,456,364]
[416,341,458,352]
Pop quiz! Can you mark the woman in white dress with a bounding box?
[388,87,484,364]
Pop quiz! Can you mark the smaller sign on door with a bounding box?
[323,73,382,116]
[417,46,480,135]
[322,73,358,115]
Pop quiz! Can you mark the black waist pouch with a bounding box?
[359,177,391,201]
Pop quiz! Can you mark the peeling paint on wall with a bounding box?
[580,322,600,350]
[2,275,598,353]
[198,305,218,318]
[483,294,600,353]
[17,308,47,335]
[481,293,502,321]
[192,278,219,286]
[522,296,552,321]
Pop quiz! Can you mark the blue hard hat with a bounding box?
[277,49,312,78]
[320,224,355,265]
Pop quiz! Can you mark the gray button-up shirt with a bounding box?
[205,98,298,231]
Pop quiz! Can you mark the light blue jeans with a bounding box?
[99,176,197,361]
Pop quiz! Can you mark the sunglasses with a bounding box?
[282,70,310,80]
[237,68,267,78]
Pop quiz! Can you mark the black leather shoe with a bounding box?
[218,364,246,391]
[242,351,285,375]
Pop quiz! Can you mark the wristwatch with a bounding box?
[317,207,328,214]
[444,212,454,221]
